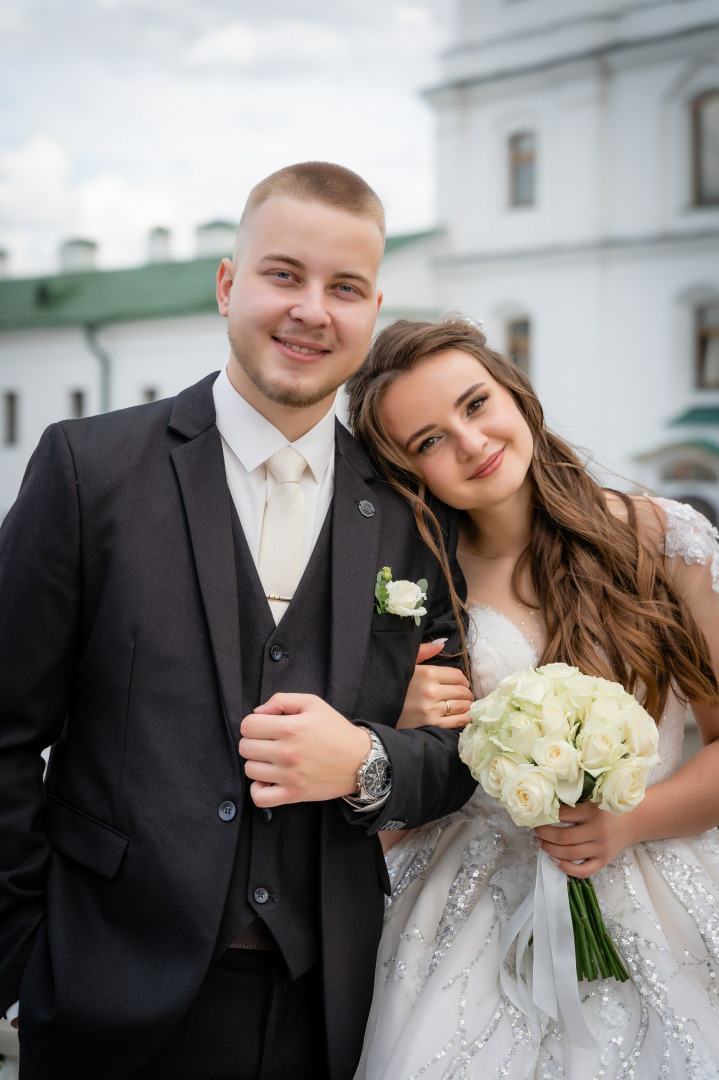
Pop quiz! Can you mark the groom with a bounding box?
[0,162,475,1079]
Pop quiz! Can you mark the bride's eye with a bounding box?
[467,395,488,416]
[417,434,441,454]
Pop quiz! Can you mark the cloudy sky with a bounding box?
[0,0,456,278]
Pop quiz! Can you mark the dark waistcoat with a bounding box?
[214,506,334,978]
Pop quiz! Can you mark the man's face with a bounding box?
[217,194,384,417]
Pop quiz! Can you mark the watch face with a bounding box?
[364,759,392,799]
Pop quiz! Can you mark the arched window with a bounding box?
[661,461,717,482]
[508,132,536,206]
[692,91,719,206]
[507,318,531,374]
[696,304,719,388]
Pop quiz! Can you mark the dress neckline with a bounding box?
[466,601,542,662]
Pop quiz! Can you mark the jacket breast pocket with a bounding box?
[45,794,129,880]
[371,613,420,633]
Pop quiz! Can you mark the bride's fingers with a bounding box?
[434,667,471,690]
[432,709,472,729]
[551,856,604,879]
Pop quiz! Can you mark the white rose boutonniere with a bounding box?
[375,566,428,625]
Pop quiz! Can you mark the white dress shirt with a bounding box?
[212,366,336,573]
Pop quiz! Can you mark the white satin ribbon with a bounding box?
[499,849,598,1054]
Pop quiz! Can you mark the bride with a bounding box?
[347,317,719,1079]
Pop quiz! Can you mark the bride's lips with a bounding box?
[470,447,504,479]
[273,336,330,363]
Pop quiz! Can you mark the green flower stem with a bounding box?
[580,878,630,982]
[568,879,601,981]
[581,880,618,980]
[567,887,591,980]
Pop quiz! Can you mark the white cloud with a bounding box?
[0,0,455,275]
[0,137,73,225]
[183,20,349,71]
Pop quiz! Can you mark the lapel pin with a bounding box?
[358,500,375,518]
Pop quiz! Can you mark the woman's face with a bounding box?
[380,349,534,513]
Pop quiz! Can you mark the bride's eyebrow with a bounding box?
[455,382,486,408]
[405,382,487,451]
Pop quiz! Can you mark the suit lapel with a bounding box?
[327,425,382,720]
[170,389,244,747]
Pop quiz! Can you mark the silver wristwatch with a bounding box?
[346,728,392,805]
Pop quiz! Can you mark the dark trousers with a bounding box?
[132,950,328,1080]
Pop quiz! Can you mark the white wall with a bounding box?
[0,315,229,519]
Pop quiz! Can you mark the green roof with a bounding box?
[634,439,719,461]
[0,230,438,333]
[671,407,719,426]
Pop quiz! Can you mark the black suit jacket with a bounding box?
[0,373,476,1079]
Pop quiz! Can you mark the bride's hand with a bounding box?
[533,801,635,878]
[396,639,474,730]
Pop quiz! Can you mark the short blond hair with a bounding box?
[235,161,385,252]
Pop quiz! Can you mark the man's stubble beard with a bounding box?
[228,326,345,409]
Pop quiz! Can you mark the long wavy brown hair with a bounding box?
[347,317,718,720]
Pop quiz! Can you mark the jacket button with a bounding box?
[254,887,269,904]
[219,801,236,821]
[270,644,283,661]
[259,808,273,823]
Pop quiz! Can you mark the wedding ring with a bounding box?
[445,699,451,716]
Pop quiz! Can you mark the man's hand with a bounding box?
[239,694,371,807]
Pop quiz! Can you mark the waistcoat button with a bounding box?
[270,644,283,661]
[218,801,236,821]
[259,808,273,823]
[254,887,269,904]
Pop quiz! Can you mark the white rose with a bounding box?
[532,734,582,782]
[594,678,631,704]
[538,663,580,681]
[501,765,560,827]
[578,720,625,775]
[384,579,427,618]
[511,672,553,709]
[585,699,626,727]
[532,734,584,804]
[479,753,523,799]
[494,711,542,757]
[469,690,505,724]
[559,672,598,711]
[458,725,492,773]
[596,758,650,814]
[622,705,660,765]
[537,697,571,738]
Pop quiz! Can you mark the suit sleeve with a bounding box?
[0,423,82,1011]
[348,501,476,834]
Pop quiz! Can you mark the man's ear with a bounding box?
[216,258,234,317]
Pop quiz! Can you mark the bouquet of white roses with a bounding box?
[459,663,660,1006]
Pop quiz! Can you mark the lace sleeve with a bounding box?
[655,498,719,593]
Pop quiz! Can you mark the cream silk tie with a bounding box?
[258,446,307,624]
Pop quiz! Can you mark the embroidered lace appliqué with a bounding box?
[656,497,719,593]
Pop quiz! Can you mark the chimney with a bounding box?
[60,238,98,273]
[196,221,236,258]
[0,249,7,279]
[147,226,171,263]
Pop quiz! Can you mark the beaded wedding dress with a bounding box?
[355,500,719,1080]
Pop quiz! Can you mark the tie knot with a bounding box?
[265,446,306,485]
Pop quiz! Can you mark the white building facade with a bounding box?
[428,0,719,515]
